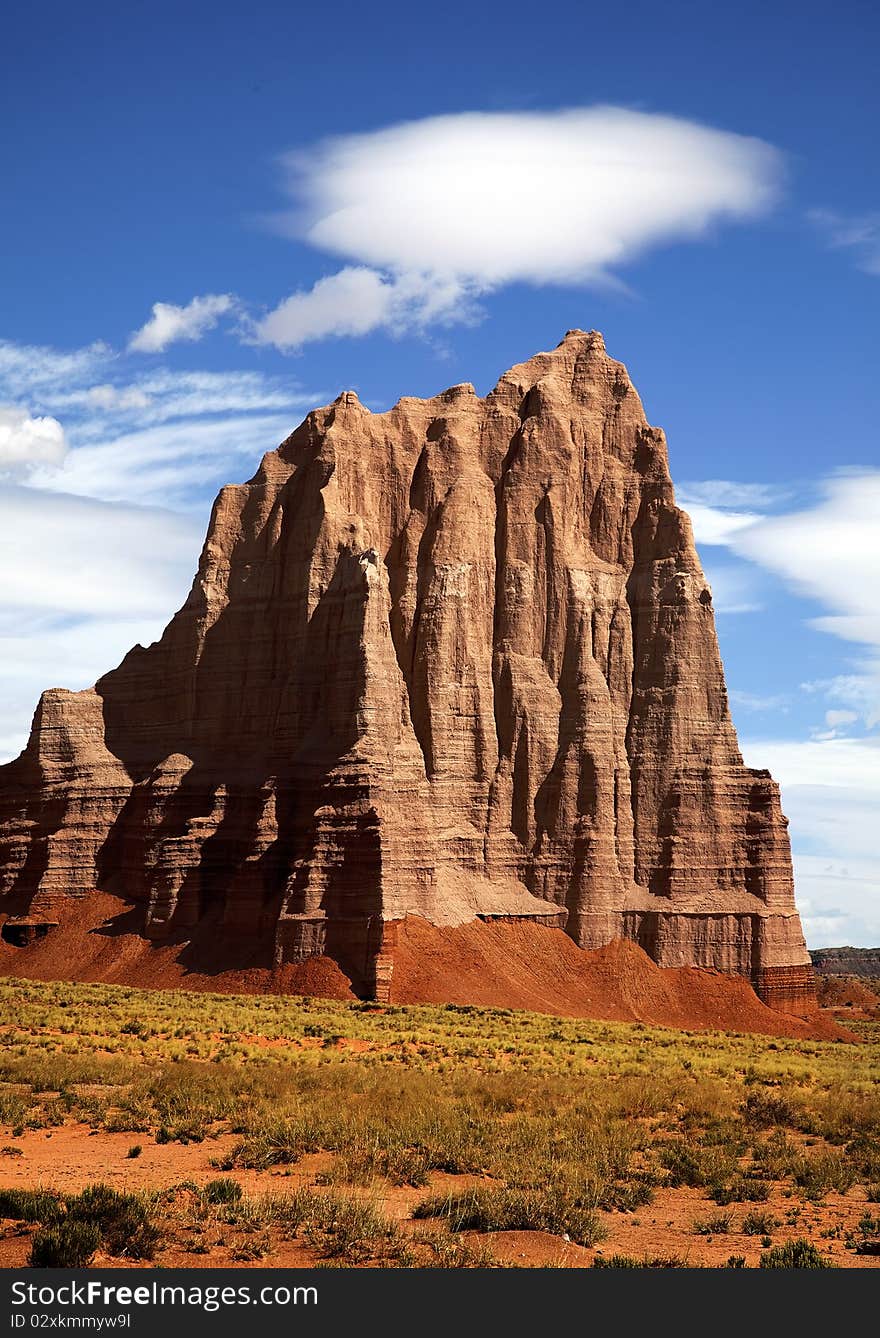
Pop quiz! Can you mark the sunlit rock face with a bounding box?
[0,332,815,1011]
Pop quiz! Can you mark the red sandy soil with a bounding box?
[0,1127,876,1269]
[0,895,848,1041]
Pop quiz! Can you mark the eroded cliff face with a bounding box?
[0,332,814,1009]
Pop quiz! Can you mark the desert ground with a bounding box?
[0,975,878,1269]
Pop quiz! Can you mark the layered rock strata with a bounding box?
[0,332,815,1010]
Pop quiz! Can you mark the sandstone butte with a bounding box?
[0,331,818,1018]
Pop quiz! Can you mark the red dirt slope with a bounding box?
[0,897,847,1040]
[387,918,846,1040]
[0,894,354,999]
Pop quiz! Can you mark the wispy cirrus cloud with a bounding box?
[733,471,880,652]
[32,412,299,508]
[809,207,880,276]
[0,338,109,395]
[0,336,318,506]
[684,469,880,944]
[686,470,880,731]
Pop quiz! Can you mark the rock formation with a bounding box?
[0,332,815,1010]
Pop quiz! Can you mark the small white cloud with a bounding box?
[253,267,478,351]
[0,405,67,475]
[82,383,152,411]
[129,293,237,353]
[255,267,398,350]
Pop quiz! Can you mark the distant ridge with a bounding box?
[810,947,880,979]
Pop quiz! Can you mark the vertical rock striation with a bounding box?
[0,332,815,1010]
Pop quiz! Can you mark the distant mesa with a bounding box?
[0,332,816,1018]
[810,947,880,979]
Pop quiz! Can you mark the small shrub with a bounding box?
[693,1212,734,1235]
[202,1178,243,1205]
[593,1253,686,1268]
[126,1145,142,1159]
[29,1221,101,1268]
[710,1178,770,1206]
[413,1186,606,1247]
[0,1189,62,1223]
[759,1239,835,1268]
[724,1255,746,1268]
[660,1142,738,1191]
[231,1232,270,1261]
[741,1209,780,1236]
[598,1180,654,1212]
[792,1152,856,1200]
[300,1194,400,1264]
[227,1119,321,1170]
[660,1143,707,1187]
[66,1185,160,1260]
[743,1091,797,1129]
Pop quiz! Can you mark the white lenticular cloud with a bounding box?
[129,293,237,353]
[289,107,781,283]
[255,106,783,349]
[0,405,67,475]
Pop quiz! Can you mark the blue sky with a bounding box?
[1,0,878,944]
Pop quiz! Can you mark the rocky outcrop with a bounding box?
[0,332,815,1011]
